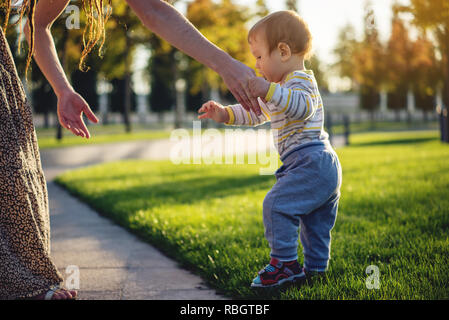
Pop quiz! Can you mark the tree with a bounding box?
[305,54,329,93]
[385,9,412,121]
[410,34,440,120]
[286,0,299,12]
[100,0,150,132]
[399,0,449,108]
[31,61,57,128]
[255,0,269,17]
[185,0,253,108]
[352,1,384,120]
[333,24,358,91]
[148,36,177,121]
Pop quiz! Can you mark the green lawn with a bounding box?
[36,124,172,149]
[55,130,449,299]
[37,120,438,149]
[329,119,438,135]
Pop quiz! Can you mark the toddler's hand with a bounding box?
[198,101,230,123]
[248,77,270,101]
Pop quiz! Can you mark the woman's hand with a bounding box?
[219,58,261,116]
[248,77,271,101]
[56,89,99,138]
[198,101,230,123]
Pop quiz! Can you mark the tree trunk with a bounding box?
[370,111,376,129]
[124,70,132,133]
[444,26,449,109]
[395,110,400,122]
[44,111,49,129]
[173,51,184,129]
[123,8,132,133]
[157,112,164,124]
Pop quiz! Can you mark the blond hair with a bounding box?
[248,10,313,59]
[1,0,112,82]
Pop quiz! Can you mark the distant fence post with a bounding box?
[327,113,333,145]
[343,115,350,146]
[438,105,448,143]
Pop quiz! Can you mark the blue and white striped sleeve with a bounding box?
[224,102,270,127]
[264,77,316,121]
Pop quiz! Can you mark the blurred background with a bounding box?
[1,0,448,144]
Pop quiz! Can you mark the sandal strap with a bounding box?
[44,285,61,300]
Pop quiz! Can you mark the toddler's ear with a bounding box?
[278,42,292,61]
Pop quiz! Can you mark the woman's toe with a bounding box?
[52,291,64,300]
[62,289,74,299]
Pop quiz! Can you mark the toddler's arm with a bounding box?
[224,102,269,126]
[249,76,317,121]
[198,101,269,126]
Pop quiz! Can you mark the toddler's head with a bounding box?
[248,11,313,83]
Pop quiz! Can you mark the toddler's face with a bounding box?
[249,30,284,83]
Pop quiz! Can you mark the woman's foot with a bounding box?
[30,287,77,300]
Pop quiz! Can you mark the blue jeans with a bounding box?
[263,141,342,272]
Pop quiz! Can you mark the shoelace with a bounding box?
[262,264,276,273]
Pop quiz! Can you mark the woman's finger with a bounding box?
[231,87,250,111]
[62,117,71,130]
[249,97,261,115]
[66,120,81,137]
[76,119,90,139]
[71,125,81,136]
[70,127,81,137]
[241,82,261,115]
[59,118,68,130]
[84,105,99,124]
[198,113,209,119]
[239,89,254,112]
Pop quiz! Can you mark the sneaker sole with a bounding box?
[250,271,306,288]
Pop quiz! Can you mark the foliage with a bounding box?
[332,1,441,116]
[185,0,253,97]
[398,0,449,106]
[385,11,411,114]
[285,0,298,13]
[148,35,177,114]
[332,24,358,91]
[352,2,384,113]
[305,54,329,93]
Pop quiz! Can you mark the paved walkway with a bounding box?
[47,182,223,299]
[42,133,345,300]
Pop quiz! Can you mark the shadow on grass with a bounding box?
[349,136,437,147]
[57,173,274,212]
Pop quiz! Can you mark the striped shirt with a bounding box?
[224,69,330,159]
[11,0,23,8]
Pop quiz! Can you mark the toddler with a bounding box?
[198,11,342,288]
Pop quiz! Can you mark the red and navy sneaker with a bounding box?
[251,258,305,288]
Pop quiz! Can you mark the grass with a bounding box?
[55,130,449,299]
[37,119,439,149]
[36,124,172,150]
[329,119,438,135]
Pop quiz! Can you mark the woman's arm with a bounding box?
[24,0,98,138]
[125,0,260,115]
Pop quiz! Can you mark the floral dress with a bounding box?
[0,25,62,299]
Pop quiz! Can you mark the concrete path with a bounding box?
[47,182,223,300]
[43,133,345,300]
